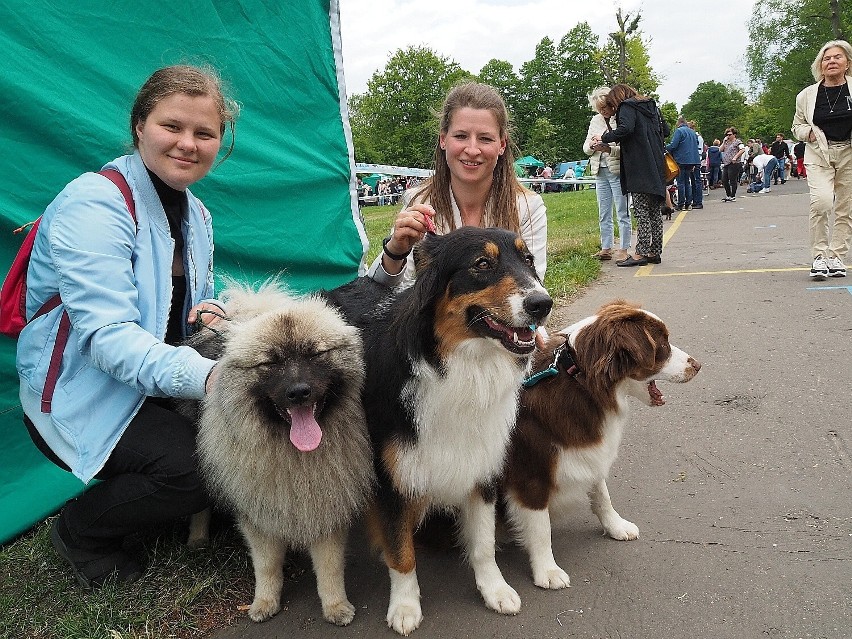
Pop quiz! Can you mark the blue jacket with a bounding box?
[17,152,218,483]
[666,124,701,165]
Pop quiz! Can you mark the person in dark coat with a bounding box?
[595,84,670,266]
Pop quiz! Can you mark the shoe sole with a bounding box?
[809,272,828,280]
[828,272,846,277]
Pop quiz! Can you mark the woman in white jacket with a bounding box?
[792,40,852,280]
[584,87,631,261]
[368,82,547,286]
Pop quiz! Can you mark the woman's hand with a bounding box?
[187,302,227,330]
[381,204,436,272]
[808,130,816,143]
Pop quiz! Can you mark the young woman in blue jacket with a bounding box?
[17,65,239,588]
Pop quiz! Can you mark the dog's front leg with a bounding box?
[369,500,424,636]
[309,528,356,626]
[504,498,570,589]
[589,479,639,540]
[239,517,287,623]
[460,489,521,614]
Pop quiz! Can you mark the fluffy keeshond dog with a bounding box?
[180,281,375,626]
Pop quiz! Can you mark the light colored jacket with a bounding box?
[17,152,218,483]
[583,112,618,175]
[368,188,547,286]
[792,76,852,167]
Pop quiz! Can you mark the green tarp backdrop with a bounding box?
[0,0,366,543]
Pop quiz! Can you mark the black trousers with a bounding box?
[26,399,206,552]
[722,162,743,197]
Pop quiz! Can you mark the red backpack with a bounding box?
[0,169,136,411]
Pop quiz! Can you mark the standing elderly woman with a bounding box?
[584,87,631,262]
[792,39,852,280]
[593,84,669,267]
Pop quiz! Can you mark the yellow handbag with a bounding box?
[664,151,680,182]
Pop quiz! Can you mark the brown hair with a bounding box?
[605,83,647,111]
[130,65,240,162]
[409,82,525,234]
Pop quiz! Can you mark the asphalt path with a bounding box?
[213,176,850,639]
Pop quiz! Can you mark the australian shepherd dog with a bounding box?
[327,227,553,635]
[503,300,701,589]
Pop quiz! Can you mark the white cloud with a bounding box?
[339,0,756,109]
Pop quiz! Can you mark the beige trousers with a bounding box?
[806,141,852,260]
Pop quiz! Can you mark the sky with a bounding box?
[338,0,757,110]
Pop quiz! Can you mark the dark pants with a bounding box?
[677,164,698,208]
[26,399,206,552]
[722,162,743,197]
[709,164,721,186]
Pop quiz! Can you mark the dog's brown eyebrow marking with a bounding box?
[483,241,499,259]
[514,238,528,253]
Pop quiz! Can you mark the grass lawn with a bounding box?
[0,188,605,639]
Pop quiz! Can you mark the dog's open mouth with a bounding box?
[478,314,537,355]
[648,380,665,406]
[286,404,323,451]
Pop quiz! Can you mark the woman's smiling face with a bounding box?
[135,92,222,191]
[440,107,506,187]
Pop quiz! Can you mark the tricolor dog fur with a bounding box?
[503,300,701,589]
[327,227,553,636]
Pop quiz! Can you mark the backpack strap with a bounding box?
[40,169,136,413]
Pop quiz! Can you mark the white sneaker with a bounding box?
[763,188,771,193]
[826,256,846,277]
[810,255,829,280]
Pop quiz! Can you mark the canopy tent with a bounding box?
[361,173,387,190]
[515,155,545,168]
[0,0,365,544]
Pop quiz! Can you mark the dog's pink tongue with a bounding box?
[288,405,323,451]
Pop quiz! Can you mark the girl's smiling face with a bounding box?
[135,92,222,190]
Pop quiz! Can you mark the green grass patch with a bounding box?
[1,188,604,639]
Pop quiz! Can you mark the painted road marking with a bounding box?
[807,285,852,296]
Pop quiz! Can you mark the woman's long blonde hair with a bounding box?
[409,82,526,234]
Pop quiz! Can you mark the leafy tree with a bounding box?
[348,46,470,167]
[659,101,679,139]
[552,23,606,162]
[596,8,660,96]
[515,36,562,159]
[524,117,558,163]
[478,59,520,116]
[681,81,748,144]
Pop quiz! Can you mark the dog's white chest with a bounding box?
[395,346,524,504]
[550,411,626,511]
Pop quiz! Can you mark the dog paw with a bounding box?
[387,601,423,636]
[605,518,640,541]
[482,583,521,615]
[248,596,280,623]
[323,598,356,626]
[533,567,571,590]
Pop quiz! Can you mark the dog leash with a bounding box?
[522,338,581,388]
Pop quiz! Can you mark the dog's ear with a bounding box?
[409,234,446,314]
